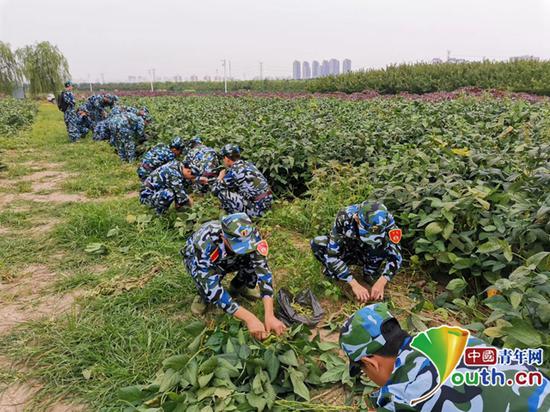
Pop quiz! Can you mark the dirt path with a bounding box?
[0,109,88,411]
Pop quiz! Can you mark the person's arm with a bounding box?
[194,244,239,315]
[325,212,353,282]
[251,252,286,336]
[169,169,190,208]
[326,212,371,302]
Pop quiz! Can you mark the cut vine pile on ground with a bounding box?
[118,318,361,412]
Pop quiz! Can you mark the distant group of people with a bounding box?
[58,81,150,161]
[58,84,550,411]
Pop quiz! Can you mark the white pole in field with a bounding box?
[222,59,227,93]
[149,69,154,92]
[88,74,92,92]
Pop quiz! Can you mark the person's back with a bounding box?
[339,304,550,412]
[376,337,550,411]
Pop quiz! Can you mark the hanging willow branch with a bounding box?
[0,41,21,94]
[16,41,70,95]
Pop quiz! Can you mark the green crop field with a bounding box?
[0,93,548,411]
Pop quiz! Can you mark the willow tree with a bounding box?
[0,42,21,94]
[17,41,70,95]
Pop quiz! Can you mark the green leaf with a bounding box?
[510,291,523,309]
[198,372,214,388]
[317,341,339,351]
[477,239,502,254]
[425,222,443,239]
[278,349,299,367]
[263,350,280,382]
[526,252,550,269]
[446,278,467,296]
[246,392,267,411]
[117,386,149,402]
[288,368,310,401]
[162,355,189,371]
[184,320,206,336]
[502,319,543,348]
[319,364,346,383]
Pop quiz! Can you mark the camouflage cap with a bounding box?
[357,201,390,240]
[221,213,261,255]
[220,144,241,157]
[188,136,202,147]
[170,136,185,151]
[340,303,395,375]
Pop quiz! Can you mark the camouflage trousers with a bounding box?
[113,133,136,162]
[139,186,178,214]
[310,235,384,282]
[137,164,153,181]
[182,239,257,314]
[215,190,273,219]
[93,120,110,141]
[64,110,81,142]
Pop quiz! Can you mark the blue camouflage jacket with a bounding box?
[211,159,270,200]
[185,220,273,314]
[143,160,189,206]
[326,204,402,282]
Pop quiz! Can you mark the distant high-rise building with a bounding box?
[312,60,320,78]
[342,59,352,73]
[321,60,330,77]
[292,60,302,80]
[329,58,340,75]
[302,61,311,79]
[509,55,540,62]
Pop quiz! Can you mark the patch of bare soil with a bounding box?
[0,380,87,412]
[0,162,86,206]
[0,265,83,336]
[20,170,72,192]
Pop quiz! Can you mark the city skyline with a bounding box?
[2,0,549,83]
[293,58,351,80]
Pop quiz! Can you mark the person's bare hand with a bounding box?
[265,316,287,336]
[370,277,387,301]
[217,169,227,181]
[247,317,268,340]
[199,176,209,185]
[350,279,370,303]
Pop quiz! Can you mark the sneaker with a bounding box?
[191,295,208,315]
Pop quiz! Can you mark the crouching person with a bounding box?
[182,213,286,340]
[137,137,185,181]
[211,144,273,219]
[140,160,193,214]
[311,201,402,303]
[340,303,550,411]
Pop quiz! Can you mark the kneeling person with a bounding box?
[182,213,286,340]
[340,303,550,411]
[212,144,273,218]
[140,160,193,214]
[137,137,185,181]
[311,201,402,302]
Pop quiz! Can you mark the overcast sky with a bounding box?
[1,0,549,82]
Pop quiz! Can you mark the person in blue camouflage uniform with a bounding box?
[140,160,193,214]
[340,304,550,411]
[107,111,145,162]
[92,106,122,141]
[182,213,286,340]
[311,201,402,303]
[137,137,185,181]
[75,105,93,138]
[182,136,220,192]
[61,81,81,142]
[211,144,273,218]
[84,94,118,129]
